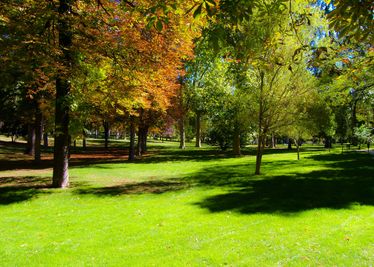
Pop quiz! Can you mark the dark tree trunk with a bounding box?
[233,126,241,156]
[43,132,48,148]
[103,120,110,149]
[195,112,201,148]
[26,123,35,155]
[288,138,292,150]
[351,98,358,131]
[82,130,86,149]
[52,0,73,188]
[34,107,42,162]
[136,126,143,157]
[295,138,300,160]
[179,117,186,149]
[255,134,265,175]
[128,118,135,161]
[324,136,332,150]
[141,126,148,153]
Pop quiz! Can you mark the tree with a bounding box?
[354,124,373,152]
[327,0,373,43]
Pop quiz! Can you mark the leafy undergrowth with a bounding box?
[0,140,373,266]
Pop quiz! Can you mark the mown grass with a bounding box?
[0,139,373,266]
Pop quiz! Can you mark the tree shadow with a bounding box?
[75,179,189,197]
[0,176,51,205]
[0,141,228,172]
[193,152,374,214]
[196,174,373,214]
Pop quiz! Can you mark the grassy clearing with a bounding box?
[0,140,373,266]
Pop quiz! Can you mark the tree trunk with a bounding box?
[26,123,35,155]
[103,120,109,149]
[52,0,73,188]
[271,133,276,148]
[324,137,332,149]
[255,71,265,175]
[82,130,86,149]
[128,118,135,161]
[195,112,201,148]
[141,126,148,153]
[295,138,300,160]
[233,125,241,156]
[34,107,42,162]
[255,134,264,175]
[43,132,48,148]
[288,138,292,150]
[136,126,143,157]
[179,117,186,149]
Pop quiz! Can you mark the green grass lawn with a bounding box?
[0,139,373,266]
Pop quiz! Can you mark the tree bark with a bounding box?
[324,137,332,149]
[141,126,148,153]
[34,107,42,162]
[288,138,292,150]
[136,126,143,157]
[128,117,135,161]
[52,0,73,188]
[43,132,48,148]
[103,120,109,149]
[255,71,265,175]
[179,117,186,149]
[255,134,264,175]
[26,123,35,155]
[271,133,276,148]
[82,130,86,149]
[195,112,201,148]
[295,138,300,160]
[233,125,241,156]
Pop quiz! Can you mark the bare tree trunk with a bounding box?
[34,108,42,162]
[26,123,35,155]
[288,138,292,150]
[136,126,143,157]
[271,133,276,148]
[295,138,300,160]
[82,130,86,149]
[52,0,73,188]
[128,118,135,161]
[43,132,48,148]
[179,117,186,149]
[141,126,148,153]
[195,112,201,148]
[103,120,109,149]
[233,125,241,156]
[255,71,265,175]
[255,134,264,175]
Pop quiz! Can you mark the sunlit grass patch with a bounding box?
[0,141,373,266]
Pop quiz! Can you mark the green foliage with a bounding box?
[354,124,373,146]
[328,0,373,43]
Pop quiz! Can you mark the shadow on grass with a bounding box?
[75,179,189,196]
[0,141,227,172]
[0,176,51,205]
[193,152,374,214]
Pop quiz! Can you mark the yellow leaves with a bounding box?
[0,15,10,23]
